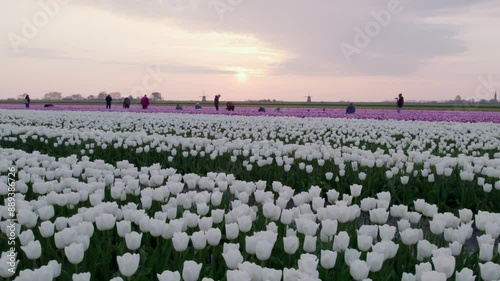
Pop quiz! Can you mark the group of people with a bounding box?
[213,94,235,111]
[105,94,150,109]
[344,93,404,114]
[101,93,405,113]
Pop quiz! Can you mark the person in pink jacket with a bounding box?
[141,95,150,109]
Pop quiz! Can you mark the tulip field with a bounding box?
[0,108,499,281]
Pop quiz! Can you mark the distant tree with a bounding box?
[44,92,62,100]
[151,92,162,101]
[97,91,107,100]
[109,92,121,99]
[71,94,84,100]
[128,95,133,100]
[87,95,96,100]
[455,95,462,102]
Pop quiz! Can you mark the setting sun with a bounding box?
[237,72,248,81]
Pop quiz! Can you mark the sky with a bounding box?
[1,0,500,102]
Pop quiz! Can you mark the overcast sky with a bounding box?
[1,0,499,102]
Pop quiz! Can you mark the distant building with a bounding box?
[494,91,498,102]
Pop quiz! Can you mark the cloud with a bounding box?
[70,0,493,76]
[2,4,291,78]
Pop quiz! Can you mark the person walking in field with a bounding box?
[396,93,404,113]
[214,94,221,111]
[141,95,150,109]
[105,94,112,109]
[123,97,131,109]
[124,97,131,108]
[24,94,30,108]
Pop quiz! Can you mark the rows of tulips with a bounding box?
[1,103,500,123]
[0,148,499,280]
[0,109,499,281]
[1,110,499,212]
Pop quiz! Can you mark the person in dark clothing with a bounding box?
[141,95,150,109]
[258,107,266,112]
[195,103,202,110]
[105,94,112,109]
[176,104,183,110]
[25,94,30,108]
[346,103,355,114]
[214,94,221,111]
[226,102,235,111]
[123,98,131,109]
[396,93,404,113]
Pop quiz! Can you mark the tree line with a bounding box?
[15,92,163,101]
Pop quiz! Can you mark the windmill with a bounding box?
[304,93,312,103]
[199,90,207,102]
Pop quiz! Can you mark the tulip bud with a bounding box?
[378,224,396,241]
[479,244,494,262]
[367,251,384,272]
[116,221,131,237]
[401,273,416,281]
[455,268,475,281]
[157,270,181,281]
[256,240,273,261]
[227,269,251,281]
[344,248,361,266]
[431,255,455,279]
[369,208,389,224]
[64,243,84,264]
[357,234,373,252]
[283,236,299,255]
[21,240,42,260]
[333,231,350,252]
[421,271,446,281]
[191,231,207,250]
[95,213,116,231]
[349,260,369,281]
[237,215,252,233]
[400,228,421,245]
[350,184,362,197]
[298,254,319,278]
[225,223,239,240]
[206,228,222,246]
[182,260,202,281]
[117,253,140,277]
[72,272,91,281]
[39,221,55,238]
[303,235,316,253]
[479,262,500,281]
[222,249,244,270]
[320,250,337,269]
[172,232,190,252]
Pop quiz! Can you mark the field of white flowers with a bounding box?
[0,109,499,281]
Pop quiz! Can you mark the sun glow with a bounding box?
[237,72,248,81]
